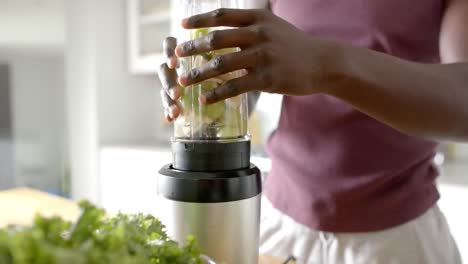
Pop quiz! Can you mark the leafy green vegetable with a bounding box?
[0,201,203,264]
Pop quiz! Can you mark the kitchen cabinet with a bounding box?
[125,0,253,75]
[127,0,171,74]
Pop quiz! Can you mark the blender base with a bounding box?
[160,194,261,264]
[158,139,262,264]
[158,162,262,264]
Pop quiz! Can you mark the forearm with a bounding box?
[326,44,468,141]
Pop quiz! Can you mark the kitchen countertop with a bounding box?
[0,188,292,264]
[0,187,80,227]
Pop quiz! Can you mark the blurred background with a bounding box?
[0,0,467,261]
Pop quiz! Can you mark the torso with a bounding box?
[265,0,444,232]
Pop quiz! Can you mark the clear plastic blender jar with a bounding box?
[172,0,248,140]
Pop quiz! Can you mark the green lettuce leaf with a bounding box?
[0,202,203,264]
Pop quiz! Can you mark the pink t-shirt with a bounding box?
[265,0,444,232]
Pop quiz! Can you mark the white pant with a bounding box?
[259,197,462,264]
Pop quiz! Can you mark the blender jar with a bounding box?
[172,0,248,140]
[160,3,262,264]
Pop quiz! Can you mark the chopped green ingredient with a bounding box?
[211,48,238,57]
[176,27,247,139]
[200,53,213,61]
[191,28,213,61]
[196,81,225,121]
[0,201,203,264]
[191,28,210,39]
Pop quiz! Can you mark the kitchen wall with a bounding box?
[0,0,64,53]
[97,1,162,145]
[0,0,67,194]
[0,50,67,193]
[66,0,167,146]
[65,0,169,202]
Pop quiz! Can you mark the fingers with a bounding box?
[182,8,266,28]
[160,90,180,121]
[163,37,178,69]
[158,62,181,121]
[157,63,180,100]
[175,28,258,57]
[179,49,258,86]
[200,75,258,104]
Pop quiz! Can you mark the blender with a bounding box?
[157,1,262,263]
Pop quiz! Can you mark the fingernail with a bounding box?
[164,110,172,122]
[199,94,208,105]
[181,18,188,27]
[175,46,183,57]
[178,74,188,86]
[169,87,179,99]
[167,57,176,69]
[169,105,179,118]
[169,105,176,117]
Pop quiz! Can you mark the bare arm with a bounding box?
[328,0,468,141]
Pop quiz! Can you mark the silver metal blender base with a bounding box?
[161,194,261,264]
